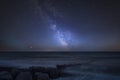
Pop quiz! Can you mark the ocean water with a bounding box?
[0,52,120,80]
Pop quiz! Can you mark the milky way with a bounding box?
[0,0,120,51]
[32,0,78,50]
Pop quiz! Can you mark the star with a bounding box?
[29,46,33,49]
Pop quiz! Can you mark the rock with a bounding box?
[35,72,49,80]
[11,68,20,80]
[46,67,60,79]
[56,63,81,70]
[15,72,32,80]
[29,66,46,73]
[0,71,13,80]
[0,66,13,72]
[29,66,60,79]
[29,67,60,79]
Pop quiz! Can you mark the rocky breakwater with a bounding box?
[0,63,81,80]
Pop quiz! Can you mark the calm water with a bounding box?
[0,52,120,80]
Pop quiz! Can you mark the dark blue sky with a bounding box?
[0,0,120,51]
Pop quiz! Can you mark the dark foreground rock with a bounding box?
[15,72,32,80]
[35,72,49,80]
[0,63,81,80]
[29,66,61,79]
[45,67,60,79]
[0,71,13,80]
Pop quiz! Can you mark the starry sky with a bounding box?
[0,0,120,51]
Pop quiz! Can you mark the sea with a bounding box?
[0,52,120,80]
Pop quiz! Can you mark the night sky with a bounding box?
[0,0,120,51]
